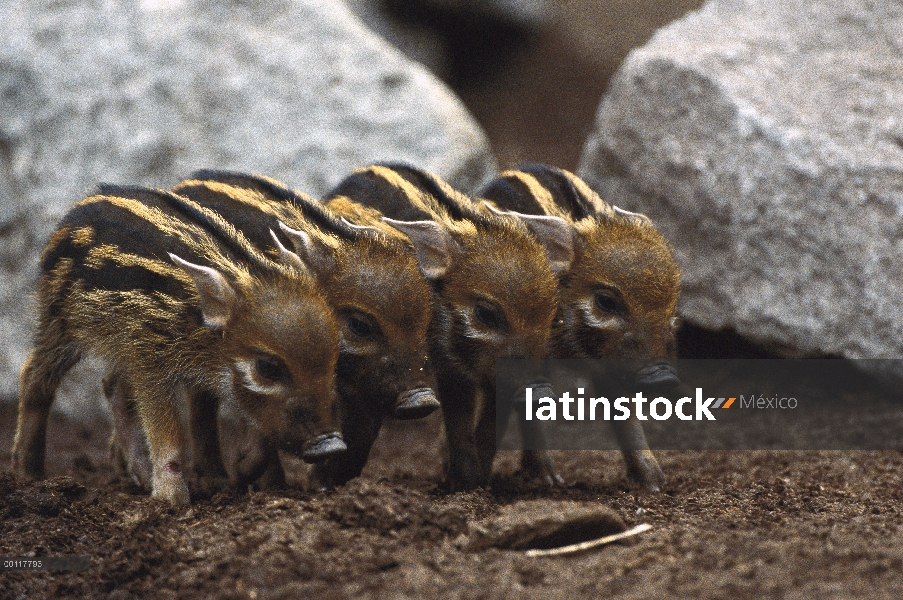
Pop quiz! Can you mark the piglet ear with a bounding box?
[169,253,236,330]
[269,228,311,276]
[482,202,574,275]
[519,213,575,275]
[382,218,454,280]
[481,201,508,218]
[613,205,653,225]
[340,216,379,234]
[278,221,330,275]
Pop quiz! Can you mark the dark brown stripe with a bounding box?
[189,169,367,241]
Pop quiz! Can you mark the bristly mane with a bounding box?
[374,163,493,226]
[189,169,368,241]
[94,184,282,273]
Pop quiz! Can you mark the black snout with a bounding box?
[394,387,440,420]
[302,433,347,463]
[635,361,680,391]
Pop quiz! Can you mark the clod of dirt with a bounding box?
[1,474,86,518]
[324,479,468,540]
[466,499,626,551]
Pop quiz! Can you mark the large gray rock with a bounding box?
[579,0,903,359]
[344,0,450,76]
[0,0,496,410]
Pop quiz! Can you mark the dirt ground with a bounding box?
[2,397,903,599]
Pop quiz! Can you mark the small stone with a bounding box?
[467,500,626,551]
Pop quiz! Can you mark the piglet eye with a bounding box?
[255,357,289,382]
[475,301,502,329]
[594,291,623,315]
[348,314,376,338]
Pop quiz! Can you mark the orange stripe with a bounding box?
[722,398,735,409]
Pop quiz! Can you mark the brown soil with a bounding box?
[3,400,903,599]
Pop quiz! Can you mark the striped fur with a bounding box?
[12,186,343,505]
[170,172,437,487]
[479,164,681,490]
[326,164,571,491]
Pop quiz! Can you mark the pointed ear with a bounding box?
[382,217,454,280]
[340,216,378,234]
[484,203,574,274]
[278,221,329,275]
[481,200,507,217]
[169,253,236,330]
[269,228,310,275]
[613,205,653,225]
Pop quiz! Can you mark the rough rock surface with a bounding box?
[0,0,496,407]
[344,0,451,75]
[579,0,903,359]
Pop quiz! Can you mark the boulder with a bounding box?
[579,0,903,359]
[0,0,496,410]
[344,0,450,76]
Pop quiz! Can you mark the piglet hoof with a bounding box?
[446,477,484,493]
[109,439,128,478]
[445,455,488,492]
[11,448,44,481]
[255,458,287,490]
[531,472,566,488]
[625,451,665,493]
[310,458,360,491]
[520,450,564,488]
[151,463,191,506]
[9,454,25,479]
[394,388,440,420]
[128,454,153,491]
[193,474,231,497]
[307,467,338,494]
[302,433,347,463]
